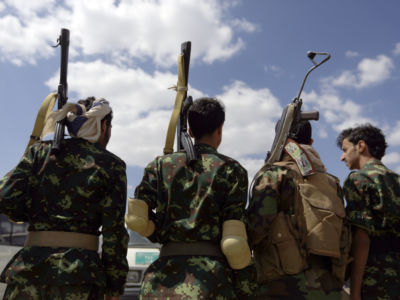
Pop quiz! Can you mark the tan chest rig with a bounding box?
[253,143,351,287]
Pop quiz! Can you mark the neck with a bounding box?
[195,137,218,149]
[359,156,376,169]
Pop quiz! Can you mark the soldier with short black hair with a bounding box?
[0,97,128,300]
[337,123,400,300]
[126,97,251,299]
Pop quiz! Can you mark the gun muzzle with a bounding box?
[300,110,319,121]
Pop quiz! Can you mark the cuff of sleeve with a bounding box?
[349,220,373,235]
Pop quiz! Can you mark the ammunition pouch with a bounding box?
[253,212,307,283]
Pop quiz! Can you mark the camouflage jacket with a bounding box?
[134,143,248,244]
[343,159,400,299]
[0,138,129,296]
[344,158,400,238]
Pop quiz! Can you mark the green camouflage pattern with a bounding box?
[135,143,248,299]
[0,138,129,296]
[247,156,343,299]
[232,262,267,299]
[140,256,236,299]
[252,273,343,300]
[343,158,400,299]
[4,283,103,300]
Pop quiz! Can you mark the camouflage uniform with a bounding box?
[135,143,248,299]
[344,159,400,300]
[0,138,129,299]
[247,147,344,299]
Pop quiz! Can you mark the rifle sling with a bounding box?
[25,93,58,152]
[25,231,99,251]
[163,54,187,155]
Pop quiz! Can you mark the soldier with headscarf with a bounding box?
[0,97,128,300]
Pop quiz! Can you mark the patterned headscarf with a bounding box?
[42,98,112,143]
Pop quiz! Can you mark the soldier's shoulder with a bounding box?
[102,148,126,167]
[215,152,247,172]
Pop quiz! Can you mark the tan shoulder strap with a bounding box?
[163,54,188,155]
[25,92,58,153]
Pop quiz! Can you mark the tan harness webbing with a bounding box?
[160,242,223,258]
[163,54,188,155]
[25,231,99,251]
[25,92,58,153]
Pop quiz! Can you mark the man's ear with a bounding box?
[357,140,367,153]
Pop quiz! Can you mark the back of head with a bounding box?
[336,123,387,160]
[289,120,312,145]
[77,96,113,126]
[188,97,225,139]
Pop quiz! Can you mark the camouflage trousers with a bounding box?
[360,251,400,300]
[255,272,344,300]
[3,284,103,300]
[140,256,237,300]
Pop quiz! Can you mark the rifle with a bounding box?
[265,51,331,165]
[176,42,197,162]
[164,41,197,162]
[51,28,70,153]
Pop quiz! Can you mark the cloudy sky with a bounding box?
[1,0,399,198]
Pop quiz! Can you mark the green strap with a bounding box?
[163,54,187,155]
[25,92,57,153]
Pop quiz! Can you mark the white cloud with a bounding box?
[217,80,282,158]
[345,50,359,58]
[231,18,258,32]
[317,126,328,139]
[0,14,59,65]
[393,42,400,56]
[382,152,400,165]
[332,55,394,89]
[0,2,5,12]
[0,0,255,66]
[304,90,374,132]
[388,121,400,146]
[4,0,56,16]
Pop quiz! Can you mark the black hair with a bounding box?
[289,120,312,144]
[188,97,225,139]
[336,123,387,159]
[77,96,113,126]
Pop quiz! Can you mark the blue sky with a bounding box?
[1,0,400,197]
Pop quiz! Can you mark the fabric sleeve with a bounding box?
[218,162,248,223]
[134,159,159,210]
[247,166,291,247]
[101,161,129,296]
[133,158,160,241]
[343,172,376,234]
[0,145,37,222]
